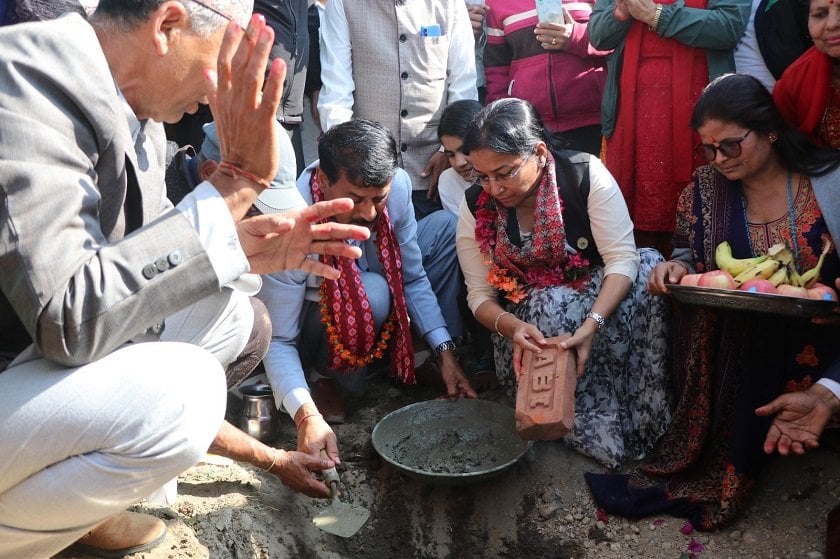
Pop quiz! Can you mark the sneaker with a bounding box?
[311,377,346,424]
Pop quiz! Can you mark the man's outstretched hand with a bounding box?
[756,384,840,456]
[237,198,370,277]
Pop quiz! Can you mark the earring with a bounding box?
[768,133,778,142]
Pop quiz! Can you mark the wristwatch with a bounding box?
[585,311,606,332]
[433,340,456,356]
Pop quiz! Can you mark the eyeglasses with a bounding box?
[469,152,534,188]
[187,0,233,23]
[695,130,752,162]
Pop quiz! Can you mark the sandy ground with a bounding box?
[56,372,839,559]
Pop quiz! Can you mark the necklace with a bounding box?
[741,172,800,270]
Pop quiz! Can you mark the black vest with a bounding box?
[465,149,603,266]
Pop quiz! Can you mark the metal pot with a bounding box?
[238,383,277,443]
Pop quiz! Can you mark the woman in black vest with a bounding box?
[454,98,671,467]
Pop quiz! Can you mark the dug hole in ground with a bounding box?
[57,372,839,559]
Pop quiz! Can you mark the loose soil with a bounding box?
[57,373,840,559]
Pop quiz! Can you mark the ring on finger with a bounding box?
[551,37,557,45]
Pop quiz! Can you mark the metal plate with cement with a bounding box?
[371,399,531,485]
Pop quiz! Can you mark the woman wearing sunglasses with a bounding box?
[588,74,840,530]
[455,98,671,468]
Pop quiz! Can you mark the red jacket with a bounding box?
[484,0,610,133]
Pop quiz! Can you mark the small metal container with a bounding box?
[238,383,278,443]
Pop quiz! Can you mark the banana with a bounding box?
[787,262,804,287]
[768,266,789,287]
[766,242,795,267]
[797,235,833,288]
[733,258,780,286]
[715,241,769,276]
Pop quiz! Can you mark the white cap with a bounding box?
[200,121,306,215]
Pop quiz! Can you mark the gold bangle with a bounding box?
[263,449,279,472]
[493,311,512,337]
[648,4,662,31]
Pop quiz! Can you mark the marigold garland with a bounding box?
[319,282,397,368]
[474,190,591,303]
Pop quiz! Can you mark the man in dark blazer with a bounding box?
[0,1,368,557]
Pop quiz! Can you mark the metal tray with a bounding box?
[667,284,837,317]
[371,399,531,486]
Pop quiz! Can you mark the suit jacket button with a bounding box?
[155,258,170,272]
[142,264,157,279]
[168,251,183,266]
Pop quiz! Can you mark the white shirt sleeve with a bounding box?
[817,378,840,401]
[318,0,355,131]
[586,155,640,281]
[456,198,498,314]
[446,1,479,102]
[175,181,249,288]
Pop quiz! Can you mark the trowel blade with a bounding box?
[312,499,370,538]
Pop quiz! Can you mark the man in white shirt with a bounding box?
[317,0,478,219]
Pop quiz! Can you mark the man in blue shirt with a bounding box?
[258,119,476,463]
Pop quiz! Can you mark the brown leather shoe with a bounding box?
[70,511,167,558]
[311,377,345,424]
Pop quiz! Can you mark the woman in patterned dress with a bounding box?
[455,98,671,468]
[588,74,840,530]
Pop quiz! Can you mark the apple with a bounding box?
[679,273,703,287]
[697,270,736,290]
[777,284,810,299]
[806,282,839,301]
[738,279,777,294]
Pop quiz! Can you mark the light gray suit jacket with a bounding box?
[0,15,220,369]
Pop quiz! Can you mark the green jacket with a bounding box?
[589,0,750,137]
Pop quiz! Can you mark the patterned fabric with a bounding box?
[493,248,671,468]
[310,172,415,383]
[587,167,840,529]
[818,84,840,148]
[604,0,709,233]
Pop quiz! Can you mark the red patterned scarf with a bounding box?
[474,152,590,303]
[310,171,415,383]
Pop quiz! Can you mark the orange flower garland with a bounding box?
[319,282,397,368]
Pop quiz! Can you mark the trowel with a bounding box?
[312,462,370,537]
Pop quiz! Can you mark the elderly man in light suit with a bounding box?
[0,1,370,557]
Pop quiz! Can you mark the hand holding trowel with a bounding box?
[312,454,370,537]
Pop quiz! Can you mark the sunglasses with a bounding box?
[695,130,751,162]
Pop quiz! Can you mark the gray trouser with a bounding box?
[0,288,252,558]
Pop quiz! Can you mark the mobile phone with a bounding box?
[420,24,441,37]
[535,0,564,23]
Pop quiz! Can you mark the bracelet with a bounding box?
[217,161,272,190]
[494,311,512,337]
[263,449,279,472]
[294,411,323,429]
[648,4,662,31]
[585,311,606,332]
[670,259,691,271]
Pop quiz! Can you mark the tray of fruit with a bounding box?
[666,240,838,318]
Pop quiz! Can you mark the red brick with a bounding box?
[515,334,577,440]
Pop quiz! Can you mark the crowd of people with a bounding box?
[0,0,838,557]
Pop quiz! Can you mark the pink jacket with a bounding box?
[484,0,610,133]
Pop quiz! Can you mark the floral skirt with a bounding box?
[493,248,671,468]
